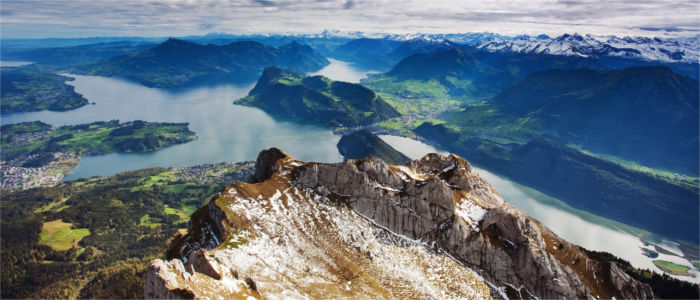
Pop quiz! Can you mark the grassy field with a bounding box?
[39,220,90,251]
[653,260,694,277]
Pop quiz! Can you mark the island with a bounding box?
[1,120,197,189]
[1,66,89,113]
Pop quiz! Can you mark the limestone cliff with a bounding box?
[145,148,653,299]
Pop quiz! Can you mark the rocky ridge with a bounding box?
[145,148,653,299]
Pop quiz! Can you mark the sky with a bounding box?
[1,0,699,39]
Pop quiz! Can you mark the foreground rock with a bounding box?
[146,148,653,299]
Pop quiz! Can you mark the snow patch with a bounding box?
[454,197,488,232]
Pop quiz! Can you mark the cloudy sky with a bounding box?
[1,0,698,39]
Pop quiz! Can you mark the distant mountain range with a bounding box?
[72,38,329,88]
[447,66,699,174]
[236,67,400,128]
[476,33,699,64]
[329,37,457,70]
[1,41,156,67]
[361,38,698,101]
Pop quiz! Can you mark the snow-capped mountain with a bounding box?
[304,30,699,63]
[476,33,699,63]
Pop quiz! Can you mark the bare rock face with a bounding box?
[145,148,653,299]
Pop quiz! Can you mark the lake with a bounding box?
[2,74,346,179]
[2,60,697,282]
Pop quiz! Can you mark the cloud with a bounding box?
[343,0,355,9]
[1,0,698,38]
[252,0,276,7]
[199,23,214,30]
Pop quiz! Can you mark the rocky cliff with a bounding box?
[145,148,653,299]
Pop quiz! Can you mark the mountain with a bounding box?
[337,129,410,164]
[368,45,700,100]
[416,124,700,242]
[73,38,329,88]
[236,67,400,128]
[448,66,699,174]
[477,33,700,64]
[1,41,156,67]
[329,38,402,70]
[330,37,457,70]
[146,148,653,299]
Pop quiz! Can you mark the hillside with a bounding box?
[73,38,329,88]
[447,66,699,174]
[0,162,254,299]
[237,67,400,128]
[415,122,700,243]
[1,66,89,113]
[337,129,410,164]
[148,148,654,299]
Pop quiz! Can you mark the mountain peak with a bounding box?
[147,148,653,299]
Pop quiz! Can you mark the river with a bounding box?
[2,60,697,282]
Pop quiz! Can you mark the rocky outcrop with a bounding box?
[146,148,653,299]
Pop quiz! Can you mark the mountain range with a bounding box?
[237,67,400,128]
[1,41,156,67]
[476,33,700,64]
[73,38,329,88]
[446,66,699,174]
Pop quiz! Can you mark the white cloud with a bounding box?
[1,0,698,38]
